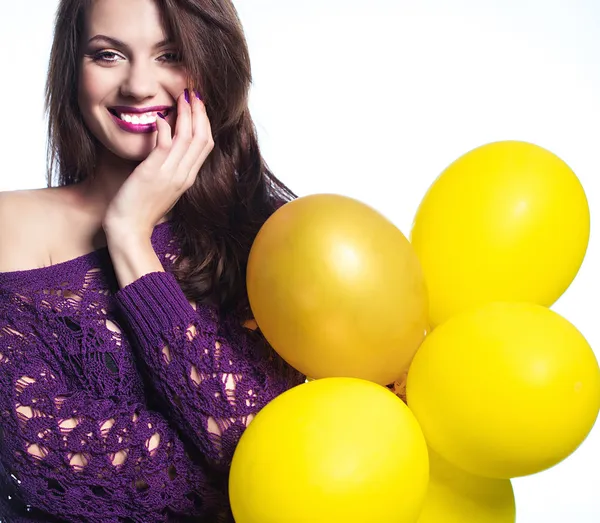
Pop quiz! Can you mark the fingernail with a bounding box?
[157,112,166,119]
[193,90,202,100]
[184,89,190,103]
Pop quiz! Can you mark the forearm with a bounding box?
[113,270,300,467]
[114,271,248,461]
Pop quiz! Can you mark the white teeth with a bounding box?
[119,112,160,124]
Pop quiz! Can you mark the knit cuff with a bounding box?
[115,271,197,347]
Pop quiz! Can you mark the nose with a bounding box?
[119,61,159,100]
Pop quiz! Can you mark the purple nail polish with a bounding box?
[157,112,166,119]
[184,89,190,103]
[193,89,202,100]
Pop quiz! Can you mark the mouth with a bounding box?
[108,107,172,125]
[107,105,174,134]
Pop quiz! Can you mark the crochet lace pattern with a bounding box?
[0,221,304,522]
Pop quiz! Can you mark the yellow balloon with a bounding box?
[418,449,516,523]
[247,193,428,385]
[406,302,600,479]
[410,140,590,327]
[229,377,430,523]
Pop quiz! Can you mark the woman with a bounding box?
[0,0,304,521]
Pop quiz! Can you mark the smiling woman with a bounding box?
[0,0,304,522]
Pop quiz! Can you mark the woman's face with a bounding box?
[78,0,187,162]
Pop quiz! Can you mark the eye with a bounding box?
[92,51,123,63]
[158,52,182,64]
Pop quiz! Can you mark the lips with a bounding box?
[109,105,174,114]
[108,105,174,134]
[108,106,173,122]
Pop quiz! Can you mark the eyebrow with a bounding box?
[87,35,173,51]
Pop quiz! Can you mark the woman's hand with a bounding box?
[103,88,213,244]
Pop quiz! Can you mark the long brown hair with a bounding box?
[46,0,294,313]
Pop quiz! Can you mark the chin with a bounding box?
[115,146,155,162]
[104,137,157,163]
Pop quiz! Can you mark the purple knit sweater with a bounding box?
[0,221,304,522]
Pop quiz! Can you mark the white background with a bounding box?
[1,0,599,521]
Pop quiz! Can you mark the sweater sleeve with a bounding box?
[114,271,302,469]
[0,307,225,522]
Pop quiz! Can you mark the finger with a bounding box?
[188,117,214,180]
[156,111,173,150]
[178,93,214,185]
[191,90,205,136]
[137,111,173,168]
[182,138,213,192]
[191,93,214,156]
[164,90,194,171]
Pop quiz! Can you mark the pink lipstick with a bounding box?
[108,105,174,134]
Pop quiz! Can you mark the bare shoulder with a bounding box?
[0,188,52,238]
[0,188,66,272]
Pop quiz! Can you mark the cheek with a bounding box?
[78,66,110,116]
[165,70,188,97]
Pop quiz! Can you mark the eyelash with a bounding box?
[91,51,181,64]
